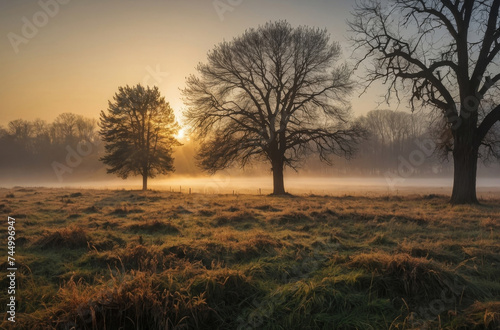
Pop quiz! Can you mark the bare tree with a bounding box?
[350,0,500,204]
[183,21,364,195]
[31,119,51,154]
[52,113,79,144]
[8,119,33,151]
[49,113,98,146]
[0,126,6,139]
[356,109,429,171]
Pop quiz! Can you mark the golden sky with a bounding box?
[0,0,390,127]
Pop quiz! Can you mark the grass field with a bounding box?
[1,187,499,329]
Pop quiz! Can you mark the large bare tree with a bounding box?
[183,21,364,195]
[350,0,500,204]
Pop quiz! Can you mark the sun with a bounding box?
[175,127,188,141]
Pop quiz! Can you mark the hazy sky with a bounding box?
[0,0,392,127]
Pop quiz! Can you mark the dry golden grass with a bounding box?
[0,187,499,329]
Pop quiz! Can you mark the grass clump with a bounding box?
[275,211,311,225]
[83,205,100,213]
[190,268,261,327]
[347,252,485,307]
[250,279,393,329]
[33,227,89,249]
[128,220,180,235]
[253,204,282,212]
[213,211,257,227]
[26,271,212,330]
[110,205,144,216]
[457,301,500,329]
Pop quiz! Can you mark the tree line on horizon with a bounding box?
[1,108,497,181]
[0,113,102,178]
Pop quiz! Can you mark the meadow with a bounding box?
[1,187,499,329]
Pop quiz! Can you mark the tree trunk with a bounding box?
[142,174,148,191]
[450,142,478,204]
[271,158,285,195]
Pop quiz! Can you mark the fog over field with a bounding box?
[3,175,500,197]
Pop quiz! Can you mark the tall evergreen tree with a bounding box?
[99,84,180,190]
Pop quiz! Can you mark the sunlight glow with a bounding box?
[175,127,187,140]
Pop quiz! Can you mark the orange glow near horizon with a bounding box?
[0,0,394,128]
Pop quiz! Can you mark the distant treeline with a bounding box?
[0,113,103,181]
[0,110,497,183]
[296,110,447,176]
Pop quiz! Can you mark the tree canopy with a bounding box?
[99,84,180,190]
[183,20,365,194]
